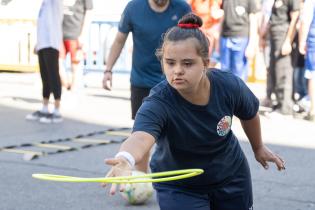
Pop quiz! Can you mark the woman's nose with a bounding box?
[174,65,184,75]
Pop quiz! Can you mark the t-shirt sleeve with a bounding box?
[118,3,132,34]
[133,98,167,141]
[289,0,300,12]
[233,77,259,120]
[84,0,93,10]
[301,0,315,24]
[248,0,258,14]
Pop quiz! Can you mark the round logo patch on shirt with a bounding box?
[275,0,283,8]
[217,116,232,136]
[235,6,246,16]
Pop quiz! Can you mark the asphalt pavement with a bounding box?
[0,71,314,210]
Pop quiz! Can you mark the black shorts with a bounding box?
[130,85,151,120]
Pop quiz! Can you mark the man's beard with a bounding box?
[153,0,169,7]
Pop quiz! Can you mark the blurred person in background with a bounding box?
[268,0,299,115]
[59,0,93,90]
[102,0,191,173]
[258,0,276,109]
[299,0,315,121]
[26,0,63,123]
[219,0,258,81]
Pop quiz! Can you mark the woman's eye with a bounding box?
[166,61,175,66]
[183,62,192,67]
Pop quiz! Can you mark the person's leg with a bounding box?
[305,50,315,120]
[274,54,294,115]
[308,77,315,117]
[154,184,210,210]
[26,49,51,120]
[219,37,231,72]
[38,48,63,123]
[45,48,62,119]
[130,86,151,120]
[130,86,151,171]
[59,41,69,89]
[260,41,274,108]
[211,159,253,210]
[230,37,249,81]
[38,49,51,104]
[68,40,81,90]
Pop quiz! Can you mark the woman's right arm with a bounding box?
[103,131,155,195]
[118,131,155,164]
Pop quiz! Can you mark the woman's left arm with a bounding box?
[240,113,286,171]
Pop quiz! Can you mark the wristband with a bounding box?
[104,70,112,74]
[115,151,135,167]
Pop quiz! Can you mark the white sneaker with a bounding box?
[39,113,63,124]
[26,111,49,121]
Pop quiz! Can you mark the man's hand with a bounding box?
[281,39,292,56]
[102,71,112,90]
[299,41,307,55]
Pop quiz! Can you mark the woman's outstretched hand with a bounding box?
[101,157,132,195]
[254,145,285,171]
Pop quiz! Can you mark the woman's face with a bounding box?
[162,38,207,93]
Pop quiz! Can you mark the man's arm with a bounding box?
[299,0,313,54]
[102,31,128,90]
[286,10,300,43]
[281,10,299,55]
[105,31,128,72]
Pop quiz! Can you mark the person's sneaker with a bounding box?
[304,113,315,122]
[26,111,49,121]
[39,113,63,124]
[52,113,63,123]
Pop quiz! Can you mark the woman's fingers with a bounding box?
[258,150,285,171]
[102,157,133,195]
[119,184,126,192]
[110,183,117,195]
[105,158,121,166]
[273,154,286,171]
[259,159,269,169]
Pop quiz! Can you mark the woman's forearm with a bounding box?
[119,131,155,165]
[240,113,263,152]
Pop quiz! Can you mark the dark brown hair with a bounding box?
[156,13,210,63]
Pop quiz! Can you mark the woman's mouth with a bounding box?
[173,78,185,85]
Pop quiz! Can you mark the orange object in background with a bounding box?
[188,0,223,29]
[188,0,224,67]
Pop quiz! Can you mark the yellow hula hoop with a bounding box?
[32,169,204,184]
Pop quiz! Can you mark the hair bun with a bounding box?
[177,13,203,29]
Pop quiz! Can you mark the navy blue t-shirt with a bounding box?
[133,70,259,192]
[119,0,191,88]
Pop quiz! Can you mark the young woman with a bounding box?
[103,13,285,210]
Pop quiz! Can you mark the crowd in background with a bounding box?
[188,0,315,122]
[26,0,315,123]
